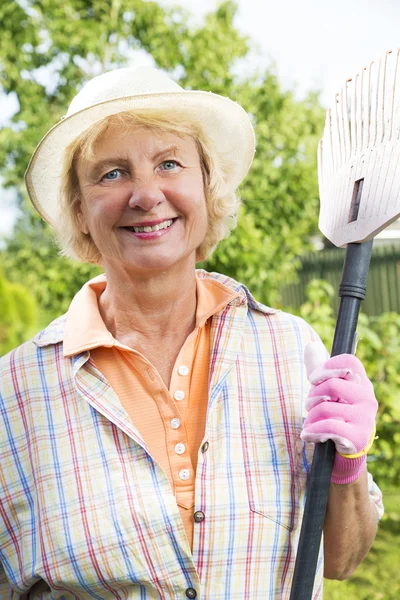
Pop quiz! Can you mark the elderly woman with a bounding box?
[0,66,382,599]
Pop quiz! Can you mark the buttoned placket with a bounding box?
[125,351,196,495]
[169,328,199,505]
[112,333,200,504]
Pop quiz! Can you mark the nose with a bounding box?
[128,178,166,211]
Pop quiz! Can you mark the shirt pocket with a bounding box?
[240,417,308,532]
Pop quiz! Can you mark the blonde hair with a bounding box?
[56,110,241,264]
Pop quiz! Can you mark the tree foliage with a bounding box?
[205,77,323,301]
[0,266,38,355]
[0,0,324,316]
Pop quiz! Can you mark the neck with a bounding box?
[98,261,198,343]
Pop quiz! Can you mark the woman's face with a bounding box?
[76,123,208,275]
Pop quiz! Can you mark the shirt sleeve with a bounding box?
[367,471,384,520]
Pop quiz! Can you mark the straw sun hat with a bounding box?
[25,66,256,226]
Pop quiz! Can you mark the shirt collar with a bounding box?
[62,272,241,357]
[33,270,278,353]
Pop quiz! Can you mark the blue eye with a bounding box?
[161,160,179,171]
[103,169,120,180]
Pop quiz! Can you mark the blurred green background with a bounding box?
[0,1,399,596]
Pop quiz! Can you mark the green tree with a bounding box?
[205,79,323,301]
[0,266,38,356]
[0,0,324,321]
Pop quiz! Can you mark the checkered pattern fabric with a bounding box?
[0,271,383,599]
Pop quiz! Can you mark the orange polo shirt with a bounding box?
[63,273,238,550]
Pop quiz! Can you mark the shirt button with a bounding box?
[179,468,190,481]
[170,418,181,429]
[174,390,185,401]
[178,365,190,376]
[194,510,205,523]
[185,589,197,599]
[201,441,209,453]
[175,443,186,455]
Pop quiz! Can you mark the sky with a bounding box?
[1,0,400,236]
[168,0,400,106]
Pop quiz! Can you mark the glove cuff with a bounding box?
[337,424,376,459]
[331,453,367,484]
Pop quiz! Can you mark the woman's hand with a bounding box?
[301,342,378,484]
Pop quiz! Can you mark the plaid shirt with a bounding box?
[0,271,383,599]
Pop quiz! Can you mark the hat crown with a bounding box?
[67,66,183,116]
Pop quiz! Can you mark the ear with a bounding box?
[76,199,90,235]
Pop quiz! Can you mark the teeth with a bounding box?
[130,219,173,233]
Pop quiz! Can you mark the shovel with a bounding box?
[289,49,400,600]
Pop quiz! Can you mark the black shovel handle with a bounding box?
[289,240,373,600]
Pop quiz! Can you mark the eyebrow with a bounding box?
[152,145,180,162]
[86,157,126,173]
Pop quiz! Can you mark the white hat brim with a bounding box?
[25,90,256,225]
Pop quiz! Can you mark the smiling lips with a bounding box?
[122,218,177,239]
[125,218,174,233]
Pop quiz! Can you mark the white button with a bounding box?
[179,468,190,480]
[175,443,186,455]
[174,390,185,401]
[170,418,181,429]
[178,365,190,376]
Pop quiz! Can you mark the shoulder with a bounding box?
[32,313,68,347]
[249,306,320,343]
[199,269,320,344]
[0,313,68,386]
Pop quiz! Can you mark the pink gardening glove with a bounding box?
[301,342,378,484]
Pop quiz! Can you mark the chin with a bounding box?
[124,256,184,273]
